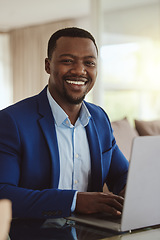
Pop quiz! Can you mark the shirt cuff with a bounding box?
[71,191,78,212]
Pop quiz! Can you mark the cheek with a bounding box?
[90,69,97,83]
[88,70,97,90]
[52,69,59,79]
[86,78,96,93]
[54,65,69,78]
[94,69,98,78]
[51,66,63,80]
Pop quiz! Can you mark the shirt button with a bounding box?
[74,180,78,184]
[75,153,79,158]
[66,120,69,124]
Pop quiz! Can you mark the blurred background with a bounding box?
[1,0,160,124]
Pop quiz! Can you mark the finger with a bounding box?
[109,195,124,205]
[99,193,124,205]
[119,187,126,197]
[98,202,122,216]
[107,198,123,211]
[97,197,123,215]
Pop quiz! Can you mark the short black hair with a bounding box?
[47,27,98,59]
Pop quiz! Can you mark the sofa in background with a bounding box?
[111,117,160,161]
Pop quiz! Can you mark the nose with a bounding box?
[70,62,86,75]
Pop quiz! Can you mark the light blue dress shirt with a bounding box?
[47,88,91,211]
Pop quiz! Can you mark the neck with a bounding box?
[62,103,82,125]
[48,87,82,125]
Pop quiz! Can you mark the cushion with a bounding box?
[135,119,160,136]
[111,117,138,161]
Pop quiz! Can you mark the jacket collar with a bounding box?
[37,86,60,188]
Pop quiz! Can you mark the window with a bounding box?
[100,0,160,123]
[0,34,12,109]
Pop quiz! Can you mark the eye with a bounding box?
[61,59,74,65]
[85,61,96,67]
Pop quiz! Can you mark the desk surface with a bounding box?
[103,228,160,240]
[9,219,160,240]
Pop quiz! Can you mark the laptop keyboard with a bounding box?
[91,213,121,224]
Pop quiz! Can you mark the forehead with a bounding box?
[53,37,98,59]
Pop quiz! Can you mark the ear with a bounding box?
[45,58,51,74]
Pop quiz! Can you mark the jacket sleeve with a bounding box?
[0,184,76,219]
[0,109,76,219]
[106,141,129,195]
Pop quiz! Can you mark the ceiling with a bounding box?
[0,0,159,32]
[0,0,90,32]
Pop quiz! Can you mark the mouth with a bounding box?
[66,80,86,85]
[62,76,91,104]
[64,76,88,86]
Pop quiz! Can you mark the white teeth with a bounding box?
[66,80,85,85]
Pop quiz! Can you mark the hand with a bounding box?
[119,186,126,198]
[75,192,124,216]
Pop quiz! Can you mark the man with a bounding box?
[0,27,129,219]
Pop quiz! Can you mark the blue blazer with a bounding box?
[0,86,129,219]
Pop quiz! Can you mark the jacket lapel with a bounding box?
[86,118,103,192]
[37,87,60,188]
[36,88,103,191]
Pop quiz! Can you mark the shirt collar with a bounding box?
[47,87,91,127]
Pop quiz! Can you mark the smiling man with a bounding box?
[0,27,129,219]
[45,36,97,125]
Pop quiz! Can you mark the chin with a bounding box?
[66,95,85,105]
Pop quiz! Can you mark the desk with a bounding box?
[9,219,160,240]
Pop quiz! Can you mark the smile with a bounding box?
[66,80,86,85]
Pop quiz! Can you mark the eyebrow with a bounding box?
[59,54,97,60]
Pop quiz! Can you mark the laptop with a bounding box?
[66,136,160,232]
